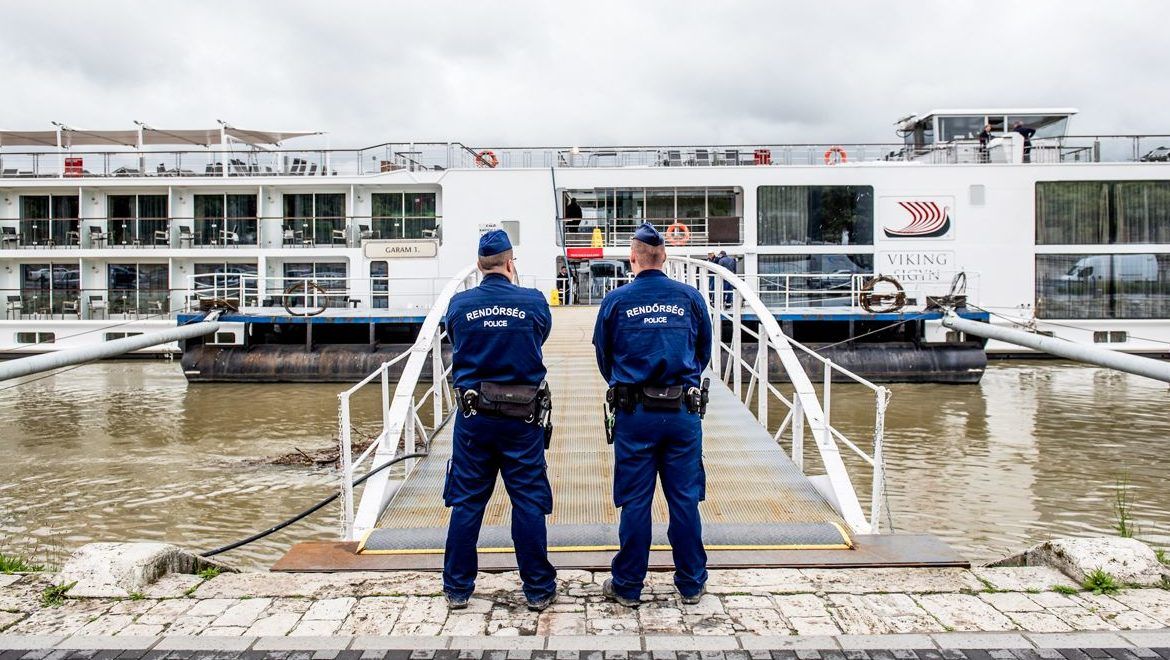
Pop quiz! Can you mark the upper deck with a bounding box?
[2,114,1169,181]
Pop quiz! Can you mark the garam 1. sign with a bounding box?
[362,239,439,259]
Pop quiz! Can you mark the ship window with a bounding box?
[283,193,346,245]
[370,192,438,239]
[1007,115,1069,139]
[108,194,168,247]
[18,195,80,246]
[559,187,742,246]
[15,332,54,344]
[1037,180,1170,244]
[107,263,169,316]
[105,332,143,341]
[938,116,985,142]
[283,262,348,307]
[20,263,81,316]
[194,194,258,246]
[370,261,389,309]
[757,186,874,246]
[193,262,259,305]
[757,254,873,308]
[1036,253,1170,319]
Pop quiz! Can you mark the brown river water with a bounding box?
[1,360,1167,568]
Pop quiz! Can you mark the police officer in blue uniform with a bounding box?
[592,223,713,607]
[443,229,558,611]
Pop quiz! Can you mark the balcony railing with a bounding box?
[559,217,741,247]
[12,219,81,248]
[2,134,1168,179]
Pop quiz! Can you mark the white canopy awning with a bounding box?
[0,124,323,149]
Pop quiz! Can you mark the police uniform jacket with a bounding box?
[592,269,712,389]
[446,273,551,391]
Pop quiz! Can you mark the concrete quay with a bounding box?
[2,567,1170,651]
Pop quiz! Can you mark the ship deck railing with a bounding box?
[336,257,890,552]
[3,134,1169,178]
[0,215,442,250]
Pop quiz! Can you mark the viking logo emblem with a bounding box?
[884,201,952,238]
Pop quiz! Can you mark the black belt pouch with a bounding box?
[640,385,684,411]
[479,381,540,419]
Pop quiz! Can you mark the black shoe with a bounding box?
[680,585,707,605]
[527,591,558,612]
[446,592,470,610]
[602,578,641,608]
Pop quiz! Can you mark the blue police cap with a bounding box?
[632,222,663,246]
[478,229,512,257]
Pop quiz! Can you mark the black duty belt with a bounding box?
[605,380,709,416]
[456,380,553,448]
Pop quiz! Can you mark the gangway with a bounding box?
[275,258,964,571]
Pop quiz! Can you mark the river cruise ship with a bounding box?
[1,110,1168,381]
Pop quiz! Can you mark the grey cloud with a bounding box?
[0,0,1167,146]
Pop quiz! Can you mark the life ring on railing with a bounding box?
[665,222,691,246]
[475,150,499,168]
[824,146,848,165]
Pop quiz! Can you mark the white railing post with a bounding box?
[869,386,889,533]
[432,325,444,428]
[756,329,768,423]
[731,289,742,397]
[710,278,722,376]
[338,392,354,540]
[405,396,417,472]
[822,360,833,450]
[381,365,391,437]
[792,395,804,469]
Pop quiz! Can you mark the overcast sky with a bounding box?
[1,1,1166,148]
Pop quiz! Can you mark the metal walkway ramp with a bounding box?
[275,258,968,571]
[359,306,850,555]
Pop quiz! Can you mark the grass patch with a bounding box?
[1083,569,1121,595]
[1115,474,1138,539]
[0,551,44,574]
[976,576,1000,593]
[1156,548,1168,566]
[1052,584,1080,595]
[196,567,222,581]
[128,592,145,601]
[40,582,76,608]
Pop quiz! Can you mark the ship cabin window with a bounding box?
[283,193,346,246]
[15,332,54,344]
[1036,253,1170,319]
[370,261,389,309]
[18,195,80,247]
[757,186,874,246]
[107,263,169,316]
[283,262,348,307]
[370,192,438,240]
[757,254,874,308]
[558,187,741,246]
[105,332,143,341]
[107,195,168,247]
[193,194,259,247]
[1037,181,1170,244]
[193,262,259,305]
[938,116,986,142]
[20,263,81,315]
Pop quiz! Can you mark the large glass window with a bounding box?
[559,187,742,246]
[19,263,81,315]
[283,193,346,245]
[193,194,258,246]
[1037,253,1170,319]
[757,254,874,308]
[757,186,874,246]
[19,195,80,247]
[193,262,258,305]
[1037,180,1170,245]
[283,262,348,307]
[108,194,168,247]
[939,116,986,142]
[370,192,438,239]
[108,263,169,315]
[370,261,389,309]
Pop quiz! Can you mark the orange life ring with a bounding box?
[475,150,499,168]
[824,146,848,165]
[665,222,691,246]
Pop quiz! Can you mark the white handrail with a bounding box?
[666,256,891,534]
[338,264,479,540]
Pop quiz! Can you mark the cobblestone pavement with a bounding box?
[2,568,1169,641]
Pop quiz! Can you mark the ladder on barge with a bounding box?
[275,257,965,571]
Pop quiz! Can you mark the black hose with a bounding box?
[200,451,428,557]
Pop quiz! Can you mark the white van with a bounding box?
[1059,254,1159,282]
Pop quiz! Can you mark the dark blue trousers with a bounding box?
[610,405,707,600]
[443,414,556,603]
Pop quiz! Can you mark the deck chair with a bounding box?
[1,226,18,248]
[220,229,240,245]
[5,295,22,319]
[88,225,108,248]
[154,228,170,246]
[331,228,348,245]
[62,299,80,318]
[694,149,711,166]
[87,295,107,319]
[67,229,81,246]
[357,223,376,240]
[308,163,319,176]
[667,150,682,167]
[178,225,193,248]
